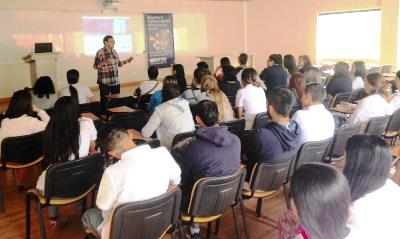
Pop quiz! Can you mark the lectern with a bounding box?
[23,52,60,86]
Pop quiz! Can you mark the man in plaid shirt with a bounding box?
[93,35,133,108]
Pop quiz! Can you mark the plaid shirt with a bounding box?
[94,47,123,86]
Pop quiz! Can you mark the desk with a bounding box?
[107,106,135,113]
[81,112,100,121]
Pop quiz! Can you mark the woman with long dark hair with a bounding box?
[288,72,306,108]
[351,61,366,91]
[31,76,57,109]
[326,62,352,96]
[298,55,313,74]
[172,64,188,93]
[36,96,97,226]
[60,69,94,104]
[284,54,298,76]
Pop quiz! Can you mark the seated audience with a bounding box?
[349,72,393,124]
[283,54,298,79]
[196,61,209,69]
[82,125,181,239]
[181,67,210,105]
[241,88,300,179]
[298,55,313,74]
[351,61,366,91]
[288,72,306,109]
[391,70,400,110]
[32,76,57,109]
[172,64,188,93]
[60,69,94,104]
[236,53,248,81]
[305,67,322,84]
[198,75,235,122]
[215,57,232,81]
[141,83,195,149]
[36,96,97,226]
[278,163,351,239]
[147,75,177,113]
[292,83,335,143]
[344,135,400,238]
[260,54,287,92]
[349,72,383,103]
[326,62,352,96]
[218,65,241,107]
[134,66,162,99]
[178,100,240,238]
[236,68,267,129]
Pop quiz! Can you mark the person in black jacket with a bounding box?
[172,64,188,93]
[259,54,287,93]
[218,65,241,107]
[326,62,352,97]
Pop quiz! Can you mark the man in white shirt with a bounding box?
[292,82,335,143]
[136,66,163,96]
[82,125,181,239]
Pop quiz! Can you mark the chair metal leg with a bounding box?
[206,222,212,239]
[214,218,220,235]
[26,195,31,239]
[36,202,47,239]
[239,200,250,239]
[256,198,263,218]
[231,205,241,239]
[283,183,291,209]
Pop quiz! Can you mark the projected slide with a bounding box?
[82,16,132,55]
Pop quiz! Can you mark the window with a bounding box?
[316,10,381,64]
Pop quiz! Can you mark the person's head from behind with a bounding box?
[288,73,306,103]
[241,68,261,87]
[395,70,400,90]
[33,76,55,99]
[302,82,326,107]
[333,62,350,79]
[267,54,283,67]
[103,35,115,49]
[291,163,351,239]
[148,66,159,80]
[200,75,229,119]
[238,53,248,66]
[172,64,185,79]
[351,61,366,80]
[344,135,392,202]
[163,75,177,85]
[200,75,219,93]
[364,72,386,95]
[98,123,135,161]
[267,88,293,121]
[43,96,80,167]
[162,82,181,103]
[193,67,211,85]
[196,61,209,69]
[222,65,237,82]
[67,69,80,102]
[195,100,219,128]
[298,55,312,69]
[5,89,34,119]
[220,57,231,67]
[305,67,321,84]
[283,54,298,74]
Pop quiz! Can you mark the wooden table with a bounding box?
[329,105,354,115]
[81,112,100,121]
[107,106,136,113]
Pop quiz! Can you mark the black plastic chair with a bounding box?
[110,110,147,131]
[364,115,391,136]
[79,101,102,116]
[253,112,271,129]
[384,109,400,145]
[171,131,196,149]
[105,96,136,109]
[326,123,362,162]
[242,159,292,218]
[181,166,249,239]
[220,118,246,137]
[26,153,104,239]
[330,92,352,107]
[293,138,332,170]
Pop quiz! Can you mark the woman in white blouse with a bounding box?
[344,135,400,238]
[236,68,267,130]
[349,72,394,124]
[351,61,366,91]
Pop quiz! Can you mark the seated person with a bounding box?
[181,67,210,105]
[349,73,394,124]
[349,72,382,103]
[391,70,400,110]
[141,83,195,149]
[31,76,57,110]
[178,100,240,238]
[326,62,352,97]
[292,83,335,143]
[60,69,94,104]
[259,54,287,92]
[82,125,181,239]
[218,65,241,107]
[343,135,400,238]
[147,75,177,113]
[241,88,300,180]
[134,66,162,99]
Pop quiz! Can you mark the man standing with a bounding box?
[93,35,134,107]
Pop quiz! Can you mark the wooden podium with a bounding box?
[23,52,60,86]
[197,54,256,74]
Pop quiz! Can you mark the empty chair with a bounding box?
[326,123,362,162]
[242,159,292,217]
[26,154,104,239]
[79,101,101,116]
[252,112,271,129]
[86,187,183,239]
[293,137,332,170]
[220,118,246,137]
[330,92,352,108]
[364,115,391,136]
[384,108,400,145]
[110,110,147,131]
[181,167,249,239]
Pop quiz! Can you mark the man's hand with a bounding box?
[126,56,134,63]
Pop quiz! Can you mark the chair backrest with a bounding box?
[331,92,352,107]
[110,110,147,131]
[328,123,362,158]
[44,153,104,201]
[105,96,136,109]
[322,95,333,109]
[1,132,43,168]
[364,115,391,136]
[253,112,271,129]
[368,66,381,74]
[138,94,152,112]
[171,131,196,149]
[110,187,181,239]
[381,65,392,73]
[386,108,400,132]
[220,118,246,137]
[187,167,246,217]
[294,137,332,170]
[79,101,102,115]
[249,159,292,194]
